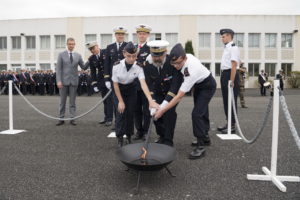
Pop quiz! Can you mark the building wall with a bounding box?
[0,15,299,88]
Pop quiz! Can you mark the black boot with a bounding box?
[191,135,211,146]
[117,137,123,148]
[189,138,206,159]
[221,125,236,134]
[217,124,227,131]
[126,135,132,144]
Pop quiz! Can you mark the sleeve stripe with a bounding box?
[167,92,176,97]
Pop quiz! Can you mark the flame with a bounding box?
[140,147,147,160]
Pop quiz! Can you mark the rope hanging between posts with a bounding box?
[14,83,112,121]
[230,87,273,144]
[278,88,300,150]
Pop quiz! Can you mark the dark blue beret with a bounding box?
[124,42,138,54]
[220,29,234,35]
[170,43,186,62]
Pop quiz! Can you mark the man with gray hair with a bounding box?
[56,37,88,126]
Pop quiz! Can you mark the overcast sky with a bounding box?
[0,0,299,20]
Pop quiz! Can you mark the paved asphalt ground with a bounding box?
[0,89,299,200]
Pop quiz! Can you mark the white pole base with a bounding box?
[247,166,300,192]
[0,129,26,135]
[107,132,126,138]
[216,133,242,140]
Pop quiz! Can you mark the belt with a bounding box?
[221,69,231,73]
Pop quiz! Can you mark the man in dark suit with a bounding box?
[276,69,285,91]
[103,26,128,128]
[19,69,28,95]
[133,24,152,140]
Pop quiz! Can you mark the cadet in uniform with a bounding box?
[276,69,284,91]
[154,43,216,159]
[133,24,152,140]
[86,41,113,126]
[112,42,159,147]
[104,26,128,128]
[217,29,240,134]
[238,63,248,108]
[143,40,183,146]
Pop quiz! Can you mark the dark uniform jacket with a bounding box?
[89,49,106,89]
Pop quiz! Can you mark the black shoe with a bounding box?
[221,126,236,134]
[241,105,248,108]
[117,137,123,148]
[70,120,77,126]
[56,120,64,126]
[99,120,106,124]
[133,134,144,140]
[217,124,227,131]
[191,135,211,146]
[126,136,132,144]
[189,146,206,159]
[105,121,112,126]
[155,137,163,143]
[162,140,174,147]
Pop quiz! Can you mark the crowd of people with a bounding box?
[0,70,98,96]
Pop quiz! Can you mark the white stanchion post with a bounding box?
[0,80,25,135]
[217,80,241,140]
[247,80,300,192]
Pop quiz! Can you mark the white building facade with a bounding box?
[0,15,299,88]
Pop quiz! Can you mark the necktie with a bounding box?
[159,67,162,75]
[70,53,73,63]
[138,44,142,48]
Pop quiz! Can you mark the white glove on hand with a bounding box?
[93,86,99,93]
[105,81,111,89]
[150,108,157,116]
[160,100,169,109]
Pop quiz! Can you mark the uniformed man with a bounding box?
[154,43,216,159]
[143,40,183,146]
[217,29,240,134]
[238,63,248,108]
[86,41,113,125]
[104,26,128,128]
[258,69,267,96]
[276,69,285,91]
[112,42,159,147]
[133,24,152,140]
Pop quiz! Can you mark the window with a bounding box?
[85,34,97,43]
[248,33,260,48]
[25,63,36,71]
[215,33,223,48]
[100,34,112,48]
[265,63,276,76]
[40,35,50,50]
[0,37,7,50]
[281,63,292,77]
[11,64,21,72]
[199,33,211,48]
[55,35,66,49]
[150,33,162,40]
[203,63,210,70]
[265,33,277,48]
[165,33,178,47]
[281,34,293,48]
[215,63,221,76]
[40,63,51,70]
[233,33,244,47]
[0,64,7,71]
[11,36,21,49]
[248,63,260,76]
[26,36,36,49]
[132,33,138,44]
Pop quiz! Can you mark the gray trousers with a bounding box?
[59,85,78,119]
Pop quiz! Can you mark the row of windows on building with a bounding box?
[0,63,292,78]
[199,33,293,48]
[0,32,293,51]
[0,33,178,50]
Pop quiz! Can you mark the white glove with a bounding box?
[150,108,157,116]
[93,86,99,93]
[105,81,111,89]
[160,100,169,109]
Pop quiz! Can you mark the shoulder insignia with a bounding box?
[231,43,236,47]
[184,68,190,77]
[113,60,120,66]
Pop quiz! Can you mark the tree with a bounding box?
[185,40,194,55]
